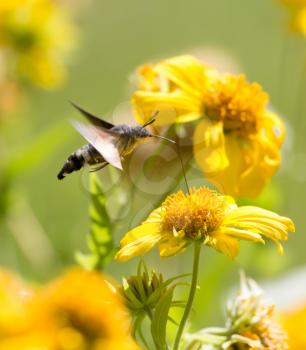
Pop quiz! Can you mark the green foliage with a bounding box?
[76,173,114,270]
[122,261,189,349]
[151,286,175,350]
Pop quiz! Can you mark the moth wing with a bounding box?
[71,120,123,170]
[70,102,114,129]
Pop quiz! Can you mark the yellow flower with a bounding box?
[115,187,294,261]
[280,302,306,349]
[132,55,285,197]
[0,0,75,88]
[280,0,306,36]
[0,268,139,350]
[32,268,139,350]
[0,268,34,336]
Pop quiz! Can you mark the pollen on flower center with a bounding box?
[204,74,268,136]
[161,188,226,240]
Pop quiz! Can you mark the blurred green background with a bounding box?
[0,0,305,329]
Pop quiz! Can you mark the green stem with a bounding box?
[173,242,201,350]
[138,323,150,350]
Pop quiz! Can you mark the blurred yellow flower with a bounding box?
[132,55,285,198]
[0,0,75,89]
[280,0,306,36]
[115,187,294,261]
[0,268,34,336]
[0,268,139,350]
[280,301,306,349]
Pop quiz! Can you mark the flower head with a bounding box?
[0,268,139,350]
[115,187,294,261]
[223,274,288,350]
[132,55,285,197]
[120,261,167,314]
[33,268,139,350]
[186,273,288,350]
[0,0,75,89]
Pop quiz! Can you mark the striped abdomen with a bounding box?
[57,144,106,180]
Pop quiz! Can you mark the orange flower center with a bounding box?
[161,188,226,239]
[204,75,268,136]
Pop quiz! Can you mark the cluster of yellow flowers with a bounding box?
[281,0,306,35]
[132,55,285,198]
[0,0,75,112]
[111,54,296,349]
[113,55,294,263]
[0,268,139,350]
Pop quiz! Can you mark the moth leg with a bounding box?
[90,163,108,173]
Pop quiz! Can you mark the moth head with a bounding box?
[140,112,175,144]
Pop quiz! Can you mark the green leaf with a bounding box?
[147,273,190,305]
[76,173,114,270]
[151,287,174,350]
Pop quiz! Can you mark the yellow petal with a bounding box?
[220,205,294,254]
[155,55,209,99]
[132,55,216,125]
[204,132,281,198]
[132,90,202,125]
[193,119,229,174]
[206,231,240,260]
[223,206,295,232]
[219,227,265,243]
[158,232,188,257]
[116,226,161,262]
[262,111,286,147]
[116,209,163,261]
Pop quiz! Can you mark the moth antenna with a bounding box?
[142,110,160,128]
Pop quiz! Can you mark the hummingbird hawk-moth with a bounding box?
[57,103,174,180]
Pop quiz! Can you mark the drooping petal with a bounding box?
[193,119,229,174]
[220,205,295,253]
[158,232,188,257]
[219,227,265,243]
[116,209,163,262]
[206,230,240,260]
[203,135,244,196]
[204,132,282,198]
[116,225,162,262]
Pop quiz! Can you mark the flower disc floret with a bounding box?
[161,188,226,240]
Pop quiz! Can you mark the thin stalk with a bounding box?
[173,242,202,350]
[138,154,193,224]
[138,323,150,350]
